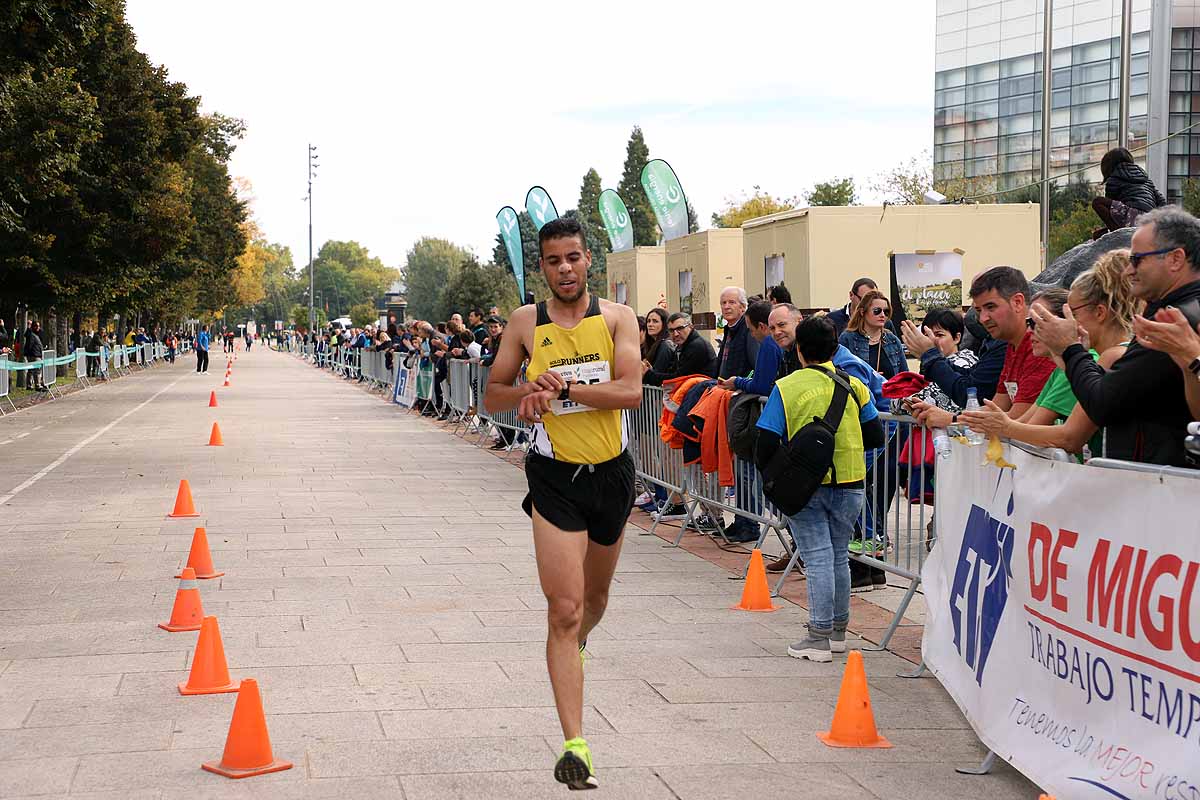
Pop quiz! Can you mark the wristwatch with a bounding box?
[558,383,571,401]
[1189,356,1200,379]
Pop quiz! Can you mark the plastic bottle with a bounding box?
[963,388,986,445]
[932,428,952,460]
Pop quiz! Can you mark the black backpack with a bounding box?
[727,390,763,459]
[761,366,858,517]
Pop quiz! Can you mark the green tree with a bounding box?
[806,177,857,206]
[440,257,520,318]
[711,187,797,228]
[291,303,326,332]
[256,241,296,325]
[1184,178,1200,217]
[1047,194,1101,263]
[404,237,472,319]
[577,168,604,233]
[349,302,376,327]
[872,151,997,204]
[307,240,397,318]
[617,126,658,246]
[0,2,249,329]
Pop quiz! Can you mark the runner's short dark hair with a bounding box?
[969,266,1029,301]
[539,217,587,257]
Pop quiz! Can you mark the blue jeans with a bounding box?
[786,487,865,631]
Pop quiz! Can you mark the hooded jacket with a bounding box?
[1063,278,1200,467]
[1105,162,1167,214]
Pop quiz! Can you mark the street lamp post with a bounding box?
[307,144,319,333]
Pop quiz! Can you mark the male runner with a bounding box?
[484,217,641,790]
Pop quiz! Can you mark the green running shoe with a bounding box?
[579,639,587,669]
[555,737,597,790]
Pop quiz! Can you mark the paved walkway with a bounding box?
[0,349,1039,799]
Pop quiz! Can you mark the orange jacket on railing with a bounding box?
[658,374,712,449]
[689,385,735,487]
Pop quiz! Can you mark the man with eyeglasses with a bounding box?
[641,312,717,385]
[904,266,1053,426]
[1033,206,1200,467]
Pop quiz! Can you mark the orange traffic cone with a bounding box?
[180,616,239,695]
[177,526,224,579]
[732,549,778,612]
[208,422,224,447]
[222,377,230,387]
[168,479,199,518]
[208,391,218,408]
[159,567,204,632]
[201,679,293,779]
[817,651,892,748]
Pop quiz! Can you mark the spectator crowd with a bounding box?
[289,199,1200,664]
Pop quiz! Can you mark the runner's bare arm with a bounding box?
[484,305,541,413]
[561,301,642,411]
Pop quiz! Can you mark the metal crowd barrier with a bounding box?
[0,356,13,413]
[444,359,476,431]
[42,349,57,394]
[0,336,191,409]
[473,364,529,449]
[75,348,90,386]
[358,349,395,392]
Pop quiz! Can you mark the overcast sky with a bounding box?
[125,1,936,272]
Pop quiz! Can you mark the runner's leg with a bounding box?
[531,508,587,741]
[579,532,625,645]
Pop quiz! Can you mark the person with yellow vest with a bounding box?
[484,217,642,790]
[754,316,885,662]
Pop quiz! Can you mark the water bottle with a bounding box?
[963,388,986,445]
[932,428,952,460]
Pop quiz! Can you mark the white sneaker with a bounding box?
[633,492,653,507]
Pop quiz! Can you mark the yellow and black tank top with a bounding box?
[526,296,628,465]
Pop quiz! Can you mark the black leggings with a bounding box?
[196,349,209,372]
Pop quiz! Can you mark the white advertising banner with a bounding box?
[393,363,416,408]
[922,443,1200,800]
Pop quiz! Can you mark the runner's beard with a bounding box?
[549,280,587,304]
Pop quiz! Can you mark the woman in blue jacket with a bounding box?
[837,290,906,380]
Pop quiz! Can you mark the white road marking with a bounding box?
[15,432,29,439]
[0,376,184,506]
[32,425,42,431]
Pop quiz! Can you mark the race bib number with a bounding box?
[1004,380,1018,398]
[550,361,610,415]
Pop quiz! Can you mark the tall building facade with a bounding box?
[935,0,1200,202]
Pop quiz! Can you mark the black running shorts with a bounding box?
[522,450,635,546]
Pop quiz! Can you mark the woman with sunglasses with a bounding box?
[838,290,906,379]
